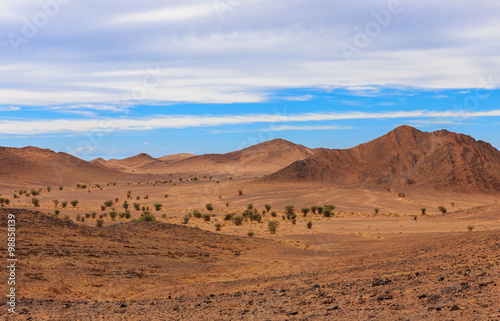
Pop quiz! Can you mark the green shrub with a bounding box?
[203,214,211,222]
[47,186,51,192]
[193,210,202,218]
[467,225,474,232]
[214,222,221,231]
[421,208,426,215]
[52,199,59,207]
[224,213,235,221]
[133,203,140,211]
[71,200,79,207]
[247,230,255,237]
[270,211,277,217]
[139,213,156,222]
[59,186,63,191]
[55,210,60,216]
[301,208,310,217]
[226,202,229,207]
[205,203,213,211]
[247,204,253,210]
[104,200,113,208]
[96,219,104,227]
[32,198,40,207]
[125,212,131,219]
[438,206,447,214]
[285,205,294,215]
[238,190,243,196]
[123,201,129,210]
[232,215,244,226]
[109,211,117,220]
[153,203,162,211]
[307,221,313,229]
[374,208,380,214]
[264,204,271,211]
[310,206,317,214]
[85,213,91,218]
[268,220,279,234]
[323,209,332,218]
[182,215,189,224]
[317,206,323,214]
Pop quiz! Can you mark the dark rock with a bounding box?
[438,276,445,281]
[327,305,339,311]
[450,304,460,311]
[287,311,299,316]
[120,303,127,308]
[376,295,384,301]
[418,293,428,299]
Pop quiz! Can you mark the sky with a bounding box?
[1,0,499,160]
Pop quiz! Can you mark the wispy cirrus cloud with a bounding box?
[2,109,500,136]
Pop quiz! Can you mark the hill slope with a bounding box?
[0,146,138,186]
[158,139,320,176]
[264,126,500,193]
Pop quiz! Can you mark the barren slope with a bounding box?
[0,147,139,186]
[265,125,500,193]
[157,138,320,176]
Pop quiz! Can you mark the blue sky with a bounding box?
[1,0,499,159]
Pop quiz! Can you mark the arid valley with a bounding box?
[0,126,499,320]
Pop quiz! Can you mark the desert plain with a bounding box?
[1,125,499,320]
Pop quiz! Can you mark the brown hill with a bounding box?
[158,138,320,176]
[91,153,164,173]
[0,146,138,186]
[264,125,500,193]
[158,153,195,163]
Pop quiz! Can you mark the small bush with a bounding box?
[238,190,243,196]
[182,215,189,224]
[285,205,294,215]
[268,220,279,234]
[85,213,91,218]
[153,203,162,211]
[467,225,474,232]
[214,222,221,231]
[398,193,406,198]
[374,208,380,214]
[317,206,323,214]
[52,199,59,207]
[139,213,156,222]
[264,204,271,211]
[47,186,51,192]
[32,198,40,207]
[307,221,313,229]
[270,211,277,217]
[55,210,60,216]
[421,208,426,215]
[109,211,117,220]
[310,206,317,214]
[224,213,235,221]
[323,209,332,218]
[71,200,79,207]
[301,208,310,217]
[413,215,418,221]
[226,202,229,207]
[205,203,213,211]
[247,204,253,210]
[247,230,255,237]
[104,200,113,208]
[125,212,131,219]
[123,201,129,210]
[59,186,63,191]
[203,214,211,222]
[233,215,244,226]
[96,219,104,227]
[193,210,202,218]
[438,206,447,214]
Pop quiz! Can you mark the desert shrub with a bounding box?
[268,220,279,234]
[232,215,244,226]
[193,210,202,218]
[285,205,294,215]
[301,208,310,217]
[31,190,40,196]
[270,211,277,217]
[52,199,59,207]
[125,212,131,219]
[224,213,235,221]
[76,184,81,189]
[91,211,96,218]
[203,214,211,222]
[126,191,132,199]
[247,204,253,210]
[76,214,81,221]
[81,184,87,189]
[85,213,91,218]
[114,197,119,203]
[307,221,313,229]
[118,212,126,219]
[47,186,51,192]
[438,206,447,214]
[264,204,271,211]
[226,202,229,207]
[104,200,113,208]
[182,215,189,224]
[323,209,332,218]
[164,194,169,198]
[96,219,104,227]
[398,193,406,198]
[238,190,243,196]
[310,206,317,214]
[139,213,156,222]
[55,210,60,216]
[32,198,40,207]
[153,203,162,211]
[123,201,129,210]
[109,211,117,220]
[413,215,418,221]
[247,230,255,237]
[205,203,213,211]
[374,208,380,214]
[317,206,323,214]
[467,225,474,232]
[133,203,140,211]
[136,196,140,200]
[71,200,79,207]
[421,208,426,215]
[324,204,335,211]
[64,215,70,220]
[144,195,149,200]
[59,186,63,191]
[214,222,221,231]
[291,218,296,225]
[141,206,146,211]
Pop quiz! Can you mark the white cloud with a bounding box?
[1,109,500,135]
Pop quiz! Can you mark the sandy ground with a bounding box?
[0,179,499,320]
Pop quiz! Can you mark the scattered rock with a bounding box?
[450,304,460,311]
[287,311,299,316]
[418,293,428,299]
